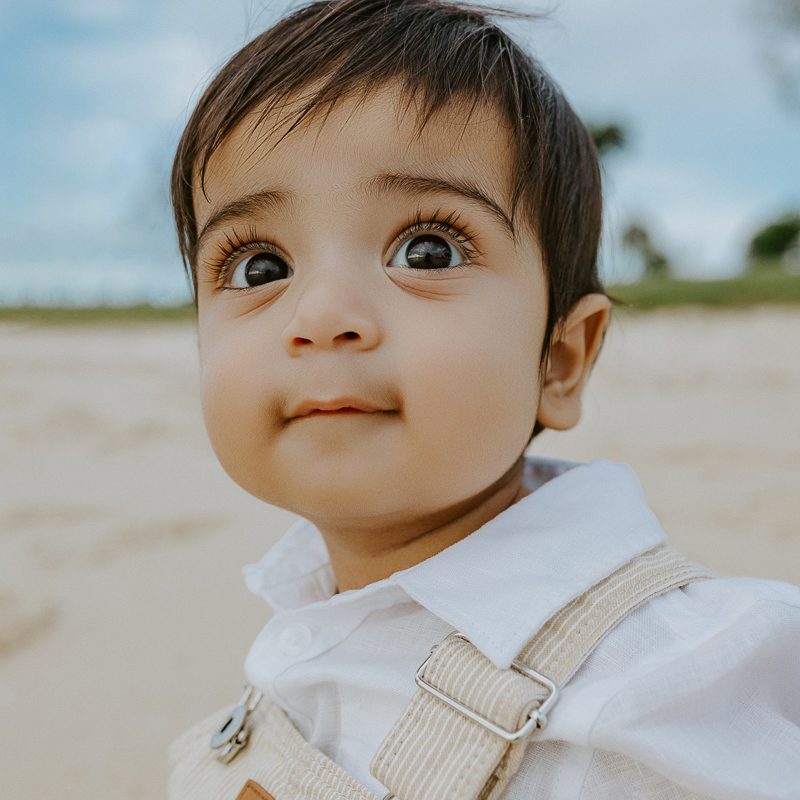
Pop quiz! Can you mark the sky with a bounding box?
[1,0,798,306]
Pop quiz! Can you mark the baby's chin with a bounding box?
[235,461,458,530]
[261,471,517,539]
[263,473,434,527]
[214,423,524,529]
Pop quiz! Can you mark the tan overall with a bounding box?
[169,545,712,800]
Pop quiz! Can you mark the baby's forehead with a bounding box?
[194,84,517,227]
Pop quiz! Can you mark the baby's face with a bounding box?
[193,83,548,525]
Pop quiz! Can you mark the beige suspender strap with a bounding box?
[370,544,714,800]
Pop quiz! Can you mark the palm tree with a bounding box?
[587,123,627,157]
[621,222,670,278]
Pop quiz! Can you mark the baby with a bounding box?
[167,2,800,798]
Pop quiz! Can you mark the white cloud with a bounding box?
[61,0,134,25]
[605,159,765,276]
[529,0,779,121]
[54,33,211,125]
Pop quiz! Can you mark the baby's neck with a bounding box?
[318,458,532,593]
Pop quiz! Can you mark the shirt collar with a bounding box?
[243,456,666,669]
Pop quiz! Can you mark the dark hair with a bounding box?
[171,0,606,438]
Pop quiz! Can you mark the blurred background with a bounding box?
[1,1,799,798]
[2,0,799,307]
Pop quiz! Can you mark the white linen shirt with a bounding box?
[242,457,800,799]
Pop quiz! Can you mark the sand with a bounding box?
[1,307,798,798]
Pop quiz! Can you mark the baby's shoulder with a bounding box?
[564,570,800,791]
[645,569,800,634]
[568,569,800,726]
[604,569,800,673]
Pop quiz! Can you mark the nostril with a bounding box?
[288,330,365,349]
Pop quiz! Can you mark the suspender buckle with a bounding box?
[414,632,559,743]
[210,685,263,763]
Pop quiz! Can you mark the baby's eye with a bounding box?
[390,234,466,271]
[228,252,292,288]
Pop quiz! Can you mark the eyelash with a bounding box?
[202,210,481,291]
[203,224,279,288]
[392,208,480,272]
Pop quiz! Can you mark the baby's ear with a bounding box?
[536,293,611,431]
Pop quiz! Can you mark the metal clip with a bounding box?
[210,684,263,764]
[415,632,559,742]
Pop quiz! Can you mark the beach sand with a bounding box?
[2,307,798,798]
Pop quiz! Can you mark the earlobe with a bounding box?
[536,293,611,432]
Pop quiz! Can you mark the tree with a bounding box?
[754,0,800,113]
[584,123,674,280]
[587,122,627,157]
[621,222,670,278]
[747,212,800,265]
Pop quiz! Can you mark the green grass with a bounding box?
[0,303,197,325]
[609,265,800,311]
[1,266,798,323]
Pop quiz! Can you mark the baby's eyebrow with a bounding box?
[362,172,515,240]
[196,188,292,253]
[195,173,515,252]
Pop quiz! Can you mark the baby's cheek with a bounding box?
[199,353,257,476]
[404,335,537,502]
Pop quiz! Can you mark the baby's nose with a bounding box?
[280,272,381,354]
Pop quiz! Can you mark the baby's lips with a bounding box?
[290,395,385,419]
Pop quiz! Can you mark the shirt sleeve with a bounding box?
[585,577,800,800]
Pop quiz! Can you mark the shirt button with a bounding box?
[276,623,314,657]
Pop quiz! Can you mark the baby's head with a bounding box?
[171,0,610,527]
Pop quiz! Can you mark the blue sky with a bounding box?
[1,0,798,305]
